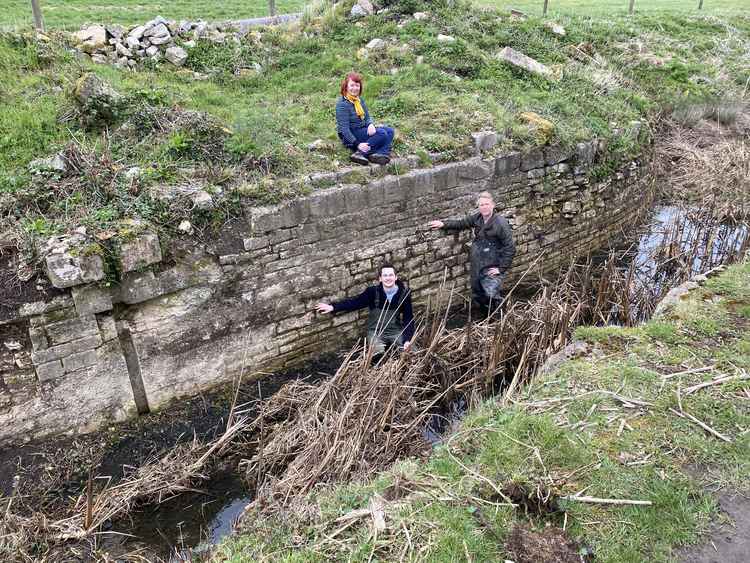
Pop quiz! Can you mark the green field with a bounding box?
[2,0,747,30]
[1,0,307,30]
[480,0,749,16]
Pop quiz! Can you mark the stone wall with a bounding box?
[0,134,652,443]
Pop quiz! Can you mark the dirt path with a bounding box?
[680,491,750,563]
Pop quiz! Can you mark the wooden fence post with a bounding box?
[30,0,45,31]
[269,0,276,17]
[543,0,549,16]
[698,0,704,9]
[628,0,635,14]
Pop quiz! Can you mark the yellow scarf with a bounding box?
[344,93,365,120]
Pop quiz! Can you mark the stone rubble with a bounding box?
[350,0,374,18]
[68,16,247,70]
[497,46,554,79]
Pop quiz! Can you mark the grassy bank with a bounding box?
[215,261,750,562]
[1,0,749,250]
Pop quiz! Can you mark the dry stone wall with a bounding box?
[0,134,651,443]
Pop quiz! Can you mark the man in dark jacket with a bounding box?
[429,191,515,311]
[316,264,414,354]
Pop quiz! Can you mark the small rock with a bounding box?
[351,0,374,18]
[74,73,123,113]
[497,46,553,79]
[107,24,125,39]
[519,111,555,143]
[510,9,527,19]
[183,40,196,48]
[145,45,159,57]
[193,22,208,38]
[145,22,170,37]
[124,167,142,180]
[74,226,87,235]
[416,55,424,64]
[29,153,68,175]
[366,38,386,51]
[350,4,368,18]
[18,263,35,282]
[3,341,22,351]
[91,53,108,64]
[150,34,172,46]
[178,220,193,234]
[545,21,566,37]
[125,36,141,49]
[145,16,168,29]
[307,139,332,152]
[165,46,188,66]
[119,232,163,273]
[471,130,498,154]
[192,190,214,210]
[72,25,107,49]
[129,25,147,40]
[413,12,429,20]
[561,200,581,216]
[437,34,455,43]
[115,42,133,57]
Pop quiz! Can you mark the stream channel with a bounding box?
[2,203,747,561]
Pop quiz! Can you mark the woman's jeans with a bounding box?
[350,125,394,155]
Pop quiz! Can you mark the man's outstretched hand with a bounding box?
[315,303,334,314]
[428,220,444,229]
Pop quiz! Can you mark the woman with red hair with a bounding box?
[335,72,394,165]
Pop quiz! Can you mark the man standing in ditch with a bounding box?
[429,191,515,313]
[315,264,414,354]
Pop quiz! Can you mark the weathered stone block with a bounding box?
[97,315,118,342]
[520,148,545,172]
[36,360,65,382]
[20,332,45,360]
[575,140,597,166]
[471,130,498,154]
[410,170,434,197]
[120,233,162,273]
[250,200,309,233]
[432,163,460,191]
[119,271,160,304]
[72,284,113,315]
[544,145,572,166]
[308,188,347,218]
[62,349,98,373]
[497,46,553,79]
[45,252,105,289]
[45,314,98,346]
[31,334,102,365]
[457,158,493,181]
[494,152,521,177]
[165,46,188,67]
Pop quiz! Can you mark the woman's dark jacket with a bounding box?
[331,281,415,341]
[335,95,374,148]
[443,212,515,274]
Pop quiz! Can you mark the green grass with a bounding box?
[1,0,749,260]
[216,261,750,562]
[477,0,750,16]
[3,0,748,31]
[1,0,307,31]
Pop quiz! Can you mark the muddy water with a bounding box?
[115,472,251,561]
